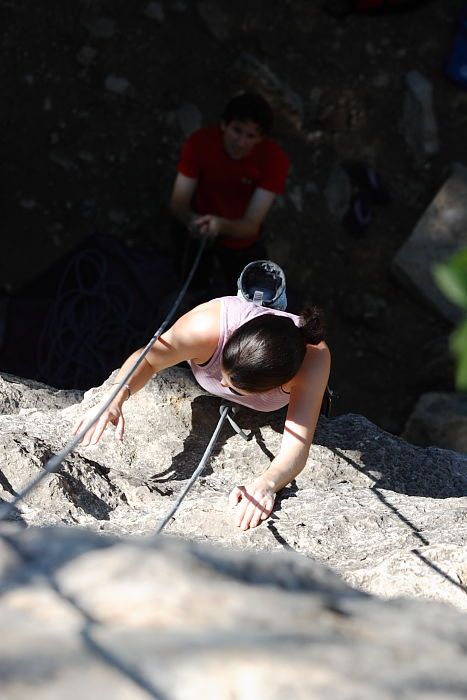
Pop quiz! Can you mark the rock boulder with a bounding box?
[0,525,466,699]
[0,369,466,612]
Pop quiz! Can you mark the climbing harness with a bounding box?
[223,403,253,442]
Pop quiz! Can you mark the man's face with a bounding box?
[221,119,263,160]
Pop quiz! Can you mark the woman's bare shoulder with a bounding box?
[307,340,330,359]
[182,299,221,335]
[303,342,331,374]
[284,341,330,393]
[162,299,221,362]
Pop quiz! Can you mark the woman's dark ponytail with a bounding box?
[299,306,325,345]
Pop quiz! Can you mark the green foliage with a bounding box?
[434,250,467,390]
[451,321,467,390]
[433,249,467,310]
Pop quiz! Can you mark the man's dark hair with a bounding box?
[221,309,325,393]
[222,92,274,134]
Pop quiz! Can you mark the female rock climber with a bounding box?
[73,272,330,531]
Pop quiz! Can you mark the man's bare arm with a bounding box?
[169,173,198,227]
[195,187,277,239]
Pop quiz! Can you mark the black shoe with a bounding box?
[342,160,391,206]
[342,192,372,237]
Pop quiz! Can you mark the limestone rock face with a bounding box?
[1,369,466,614]
[0,525,466,700]
[392,163,467,323]
[403,391,467,453]
[0,372,83,414]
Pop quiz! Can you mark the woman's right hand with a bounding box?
[72,399,125,447]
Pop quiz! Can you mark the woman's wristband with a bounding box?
[111,383,131,398]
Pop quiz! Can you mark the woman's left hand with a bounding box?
[229,479,276,530]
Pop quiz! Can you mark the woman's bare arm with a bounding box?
[230,342,331,530]
[73,301,220,446]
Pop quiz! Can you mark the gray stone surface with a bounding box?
[81,16,116,40]
[143,2,165,23]
[176,102,202,137]
[0,525,467,699]
[0,370,466,614]
[401,70,439,162]
[75,45,97,70]
[233,53,304,131]
[196,0,231,42]
[104,74,131,96]
[392,163,467,323]
[325,162,352,220]
[0,373,83,415]
[403,392,467,454]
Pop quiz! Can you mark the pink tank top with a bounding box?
[188,296,301,412]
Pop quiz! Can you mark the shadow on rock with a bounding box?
[149,397,285,485]
[58,473,116,521]
[149,395,233,483]
[315,414,467,499]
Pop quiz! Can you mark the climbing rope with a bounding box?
[154,402,252,535]
[154,404,230,535]
[0,238,207,523]
[0,238,335,529]
[36,247,144,389]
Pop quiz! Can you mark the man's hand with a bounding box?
[229,479,276,530]
[193,214,222,238]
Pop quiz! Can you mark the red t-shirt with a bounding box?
[177,126,289,249]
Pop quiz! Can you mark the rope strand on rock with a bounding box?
[0,238,207,523]
[154,403,231,535]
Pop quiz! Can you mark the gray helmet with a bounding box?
[237,260,287,311]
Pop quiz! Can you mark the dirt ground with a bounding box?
[2,0,465,432]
